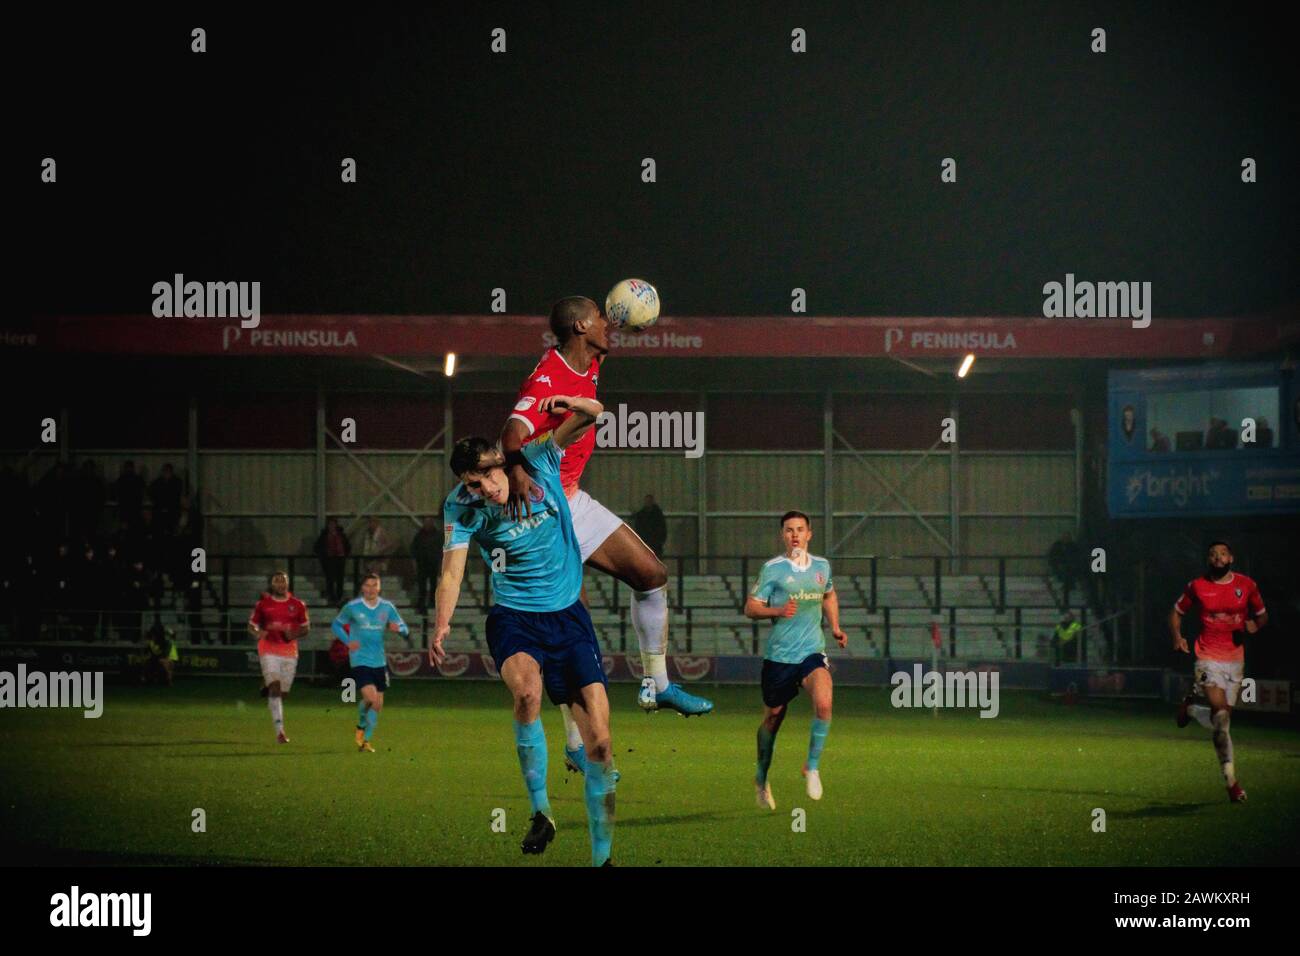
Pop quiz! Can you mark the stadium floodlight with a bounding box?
[444,352,457,377]
[956,353,975,378]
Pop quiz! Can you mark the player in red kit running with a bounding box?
[1169,541,1267,802]
[500,297,713,769]
[248,570,311,743]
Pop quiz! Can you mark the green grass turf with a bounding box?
[2,678,1298,866]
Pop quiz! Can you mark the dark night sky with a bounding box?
[15,1,1298,319]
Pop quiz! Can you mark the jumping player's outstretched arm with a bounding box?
[501,417,536,521]
[545,395,603,449]
[431,547,467,666]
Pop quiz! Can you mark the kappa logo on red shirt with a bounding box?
[536,375,552,386]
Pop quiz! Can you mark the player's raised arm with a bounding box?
[545,395,604,450]
[431,546,467,665]
[501,416,537,521]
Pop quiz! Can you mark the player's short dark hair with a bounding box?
[450,436,497,477]
[361,572,381,586]
[1207,540,1233,554]
[549,296,596,345]
[780,510,811,528]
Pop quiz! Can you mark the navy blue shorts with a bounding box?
[487,601,607,706]
[761,653,829,708]
[353,665,389,692]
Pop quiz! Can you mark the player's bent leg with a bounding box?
[1205,684,1244,801]
[265,677,288,743]
[587,523,715,715]
[559,703,587,775]
[570,681,617,867]
[358,683,382,751]
[502,653,554,852]
[802,666,833,800]
[756,704,785,809]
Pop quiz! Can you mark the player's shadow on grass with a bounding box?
[1107,801,1213,819]
[165,749,338,758]
[617,809,752,829]
[71,740,238,747]
[2,843,343,867]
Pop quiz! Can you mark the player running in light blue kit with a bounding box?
[743,510,847,809]
[431,394,618,866]
[331,574,409,752]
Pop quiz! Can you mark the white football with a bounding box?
[605,278,660,330]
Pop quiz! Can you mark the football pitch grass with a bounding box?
[3,679,1298,867]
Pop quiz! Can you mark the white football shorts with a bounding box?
[1193,658,1244,706]
[567,488,625,562]
[259,654,298,692]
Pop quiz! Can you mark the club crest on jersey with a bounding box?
[528,483,545,503]
[514,396,537,412]
[816,572,825,586]
[1234,588,1242,598]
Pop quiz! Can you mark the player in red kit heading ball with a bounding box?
[499,297,713,771]
[1170,541,1267,802]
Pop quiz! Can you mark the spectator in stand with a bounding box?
[100,542,126,640]
[631,494,668,557]
[150,463,184,533]
[1205,417,1234,450]
[73,540,106,640]
[34,462,72,539]
[1054,611,1082,664]
[314,516,350,604]
[359,515,394,575]
[1149,428,1171,453]
[112,460,146,531]
[126,508,165,598]
[120,558,151,642]
[44,542,76,632]
[411,516,441,615]
[10,551,41,640]
[1254,417,1274,448]
[71,459,105,544]
[1047,531,1083,603]
[170,493,203,584]
[143,621,178,687]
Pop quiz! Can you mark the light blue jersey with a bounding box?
[442,436,583,613]
[750,553,834,664]
[331,598,408,667]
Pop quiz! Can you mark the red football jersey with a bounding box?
[1173,573,1265,662]
[250,593,309,659]
[509,348,601,495]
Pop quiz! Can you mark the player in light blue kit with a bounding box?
[743,510,846,809]
[331,574,409,752]
[431,394,618,866]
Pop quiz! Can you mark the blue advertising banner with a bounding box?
[1108,363,1300,517]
